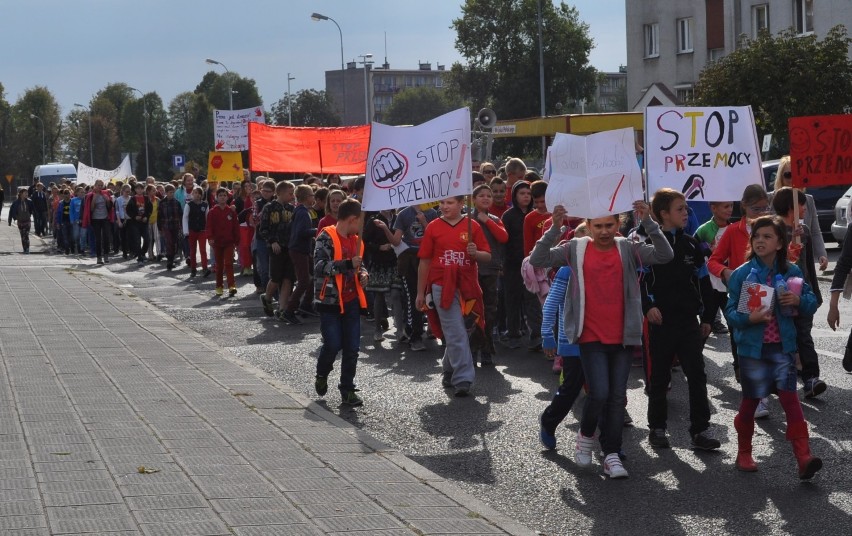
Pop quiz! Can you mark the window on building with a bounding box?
[677,18,694,53]
[644,23,659,58]
[752,4,769,37]
[676,86,694,104]
[793,0,814,34]
[709,48,726,62]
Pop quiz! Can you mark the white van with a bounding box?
[33,163,77,185]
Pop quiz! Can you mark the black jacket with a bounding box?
[640,226,715,325]
[501,181,531,267]
[258,200,294,247]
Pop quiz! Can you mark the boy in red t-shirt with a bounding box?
[488,177,508,218]
[523,180,551,256]
[521,180,550,350]
[416,196,491,397]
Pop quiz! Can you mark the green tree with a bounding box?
[9,86,63,176]
[695,26,852,155]
[167,91,214,170]
[383,87,464,126]
[88,92,123,170]
[0,83,13,177]
[60,108,90,166]
[271,89,340,127]
[122,92,169,178]
[450,0,598,155]
[196,71,263,111]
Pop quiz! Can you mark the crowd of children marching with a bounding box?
[7,153,850,482]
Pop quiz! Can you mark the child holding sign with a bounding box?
[416,196,491,397]
[724,215,821,479]
[530,201,673,479]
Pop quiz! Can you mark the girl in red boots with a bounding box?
[725,215,822,479]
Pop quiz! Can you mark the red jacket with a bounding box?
[81,190,115,228]
[708,218,750,280]
[206,204,240,246]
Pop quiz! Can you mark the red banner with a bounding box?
[248,123,370,174]
[789,114,852,188]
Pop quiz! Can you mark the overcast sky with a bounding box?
[3,0,626,115]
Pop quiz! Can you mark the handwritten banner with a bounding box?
[544,128,643,219]
[207,151,243,185]
[214,107,266,151]
[645,106,763,201]
[789,114,852,188]
[77,156,133,184]
[362,108,472,211]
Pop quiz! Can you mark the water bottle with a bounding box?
[745,267,760,284]
[774,274,796,316]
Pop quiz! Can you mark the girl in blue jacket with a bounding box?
[725,215,821,480]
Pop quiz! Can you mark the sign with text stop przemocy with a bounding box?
[788,114,852,188]
[644,106,762,202]
[361,107,472,211]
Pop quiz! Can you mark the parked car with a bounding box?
[831,185,852,243]
[762,159,845,242]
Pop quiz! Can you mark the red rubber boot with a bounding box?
[786,421,822,480]
[734,413,758,472]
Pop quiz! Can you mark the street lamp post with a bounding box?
[311,13,345,124]
[29,113,45,164]
[128,87,150,178]
[287,73,295,126]
[74,103,94,165]
[358,54,374,125]
[205,58,233,110]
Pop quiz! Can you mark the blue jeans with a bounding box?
[579,342,631,455]
[316,299,361,393]
[254,240,270,290]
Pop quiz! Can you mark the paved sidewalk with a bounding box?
[0,232,533,534]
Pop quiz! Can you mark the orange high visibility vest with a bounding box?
[322,226,367,313]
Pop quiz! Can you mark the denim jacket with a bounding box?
[725,256,818,359]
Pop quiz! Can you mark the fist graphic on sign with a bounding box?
[371,148,408,188]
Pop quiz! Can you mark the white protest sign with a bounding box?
[213,106,266,151]
[362,108,472,211]
[541,146,552,183]
[77,155,133,183]
[544,128,644,219]
[645,106,763,201]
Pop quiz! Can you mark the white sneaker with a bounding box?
[754,397,770,419]
[575,431,595,468]
[603,453,629,479]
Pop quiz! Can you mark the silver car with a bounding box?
[831,185,852,242]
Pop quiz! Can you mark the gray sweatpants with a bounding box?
[432,284,475,387]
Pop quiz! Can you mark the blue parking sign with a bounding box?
[172,154,186,168]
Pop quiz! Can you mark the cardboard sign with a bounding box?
[788,114,852,188]
[544,128,644,219]
[361,108,472,211]
[214,107,266,152]
[207,152,242,184]
[645,106,763,201]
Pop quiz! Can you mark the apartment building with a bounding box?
[626,0,852,110]
[324,62,447,126]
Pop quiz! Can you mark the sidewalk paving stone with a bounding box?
[0,218,535,535]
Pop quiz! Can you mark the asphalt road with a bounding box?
[26,236,852,536]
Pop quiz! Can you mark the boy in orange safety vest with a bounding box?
[313,198,368,406]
